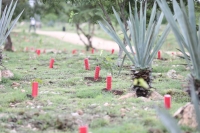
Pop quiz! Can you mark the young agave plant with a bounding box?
[0,0,23,65]
[99,1,170,97]
[156,0,200,99]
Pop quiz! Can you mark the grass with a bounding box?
[0,31,194,132]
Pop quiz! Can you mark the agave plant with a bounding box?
[0,0,23,65]
[98,1,170,97]
[156,0,200,99]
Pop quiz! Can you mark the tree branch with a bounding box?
[98,0,115,31]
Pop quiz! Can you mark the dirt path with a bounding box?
[34,30,182,56]
[36,30,120,51]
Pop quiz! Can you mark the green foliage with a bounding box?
[99,1,170,70]
[43,13,57,22]
[66,3,102,24]
[96,50,117,75]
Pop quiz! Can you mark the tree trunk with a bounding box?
[131,67,152,97]
[4,35,13,51]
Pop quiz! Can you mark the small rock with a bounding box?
[138,97,150,102]
[0,85,4,89]
[104,103,109,106]
[103,115,110,122]
[148,91,163,101]
[132,106,136,110]
[167,69,177,79]
[77,110,83,115]
[1,70,14,78]
[12,82,20,87]
[173,102,198,128]
[120,108,127,113]
[118,92,137,100]
[21,89,25,92]
[71,113,79,117]
[88,104,98,109]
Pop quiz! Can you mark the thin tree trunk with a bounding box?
[4,35,13,51]
[76,23,94,51]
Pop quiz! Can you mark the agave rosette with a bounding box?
[0,0,23,46]
[98,1,170,70]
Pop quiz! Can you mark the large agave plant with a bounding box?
[98,1,170,97]
[156,0,200,98]
[0,0,23,46]
[0,0,23,65]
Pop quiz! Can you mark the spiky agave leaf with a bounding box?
[0,0,23,46]
[98,1,170,70]
[156,0,200,80]
[157,108,182,133]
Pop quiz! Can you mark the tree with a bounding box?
[69,0,134,65]
[67,3,102,50]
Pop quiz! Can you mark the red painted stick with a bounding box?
[94,66,100,80]
[72,50,76,54]
[111,49,114,54]
[84,58,90,70]
[36,49,41,55]
[106,75,112,90]
[91,48,94,54]
[79,126,88,133]
[49,58,54,68]
[158,50,161,59]
[164,95,171,109]
[32,82,38,98]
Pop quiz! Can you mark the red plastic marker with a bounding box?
[94,66,100,80]
[49,58,54,68]
[164,95,171,109]
[26,47,29,52]
[91,48,94,54]
[72,50,76,54]
[32,82,38,98]
[84,58,90,70]
[106,75,112,90]
[79,126,88,133]
[158,50,161,59]
[111,49,114,54]
[36,49,41,55]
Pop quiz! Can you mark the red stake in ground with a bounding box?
[32,82,38,98]
[49,58,54,68]
[111,49,114,54]
[158,50,161,59]
[94,66,100,80]
[106,75,112,90]
[164,95,171,109]
[84,58,90,70]
[79,126,88,133]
